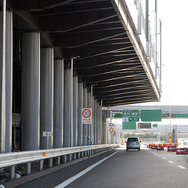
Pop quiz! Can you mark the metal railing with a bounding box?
[0,144,119,181]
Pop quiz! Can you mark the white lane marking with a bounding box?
[55,151,119,188]
[168,161,174,164]
[177,165,186,170]
[162,157,167,159]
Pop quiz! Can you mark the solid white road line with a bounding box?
[55,151,119,188]
[177,165,186,170]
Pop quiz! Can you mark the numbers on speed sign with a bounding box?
[82,108,92,124]
[82,109,91,118]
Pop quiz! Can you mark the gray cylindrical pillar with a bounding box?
[99,102,103,144]
[54,59,64,148]
[87,90,91,145]
[22,32,40,151]
[93,99,97,145]
[96,102,100,144]
[95,101,97,144]
[64,60,73,147]
[77,81,83,146]
[40,47,54,149]
[90,95,94,145]
[83,86,87,146]
[73,75,78,146]
[0,7,6,153]
[5,11,13,153]
[90,94,94,145]
[103,114,107,144]
[94,100,97,145]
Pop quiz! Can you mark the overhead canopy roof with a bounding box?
[7,0,160,107]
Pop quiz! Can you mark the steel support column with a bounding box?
[73,75,78,146]
[83,86,87,145]
[90,88,94,145]
[103,113,107,144]
[40,47,54,149]
[54,59,64,148]
[100,102,103,144]
[96,101,99,145]
[93,99,97,145]
[22,32,40,151]
[5,11,13,153]
[77,80,83,146]
[0,10,13,153]
[0,1,6,153]
[98,103,101,144]
[64,59,73,147]
[87,90,91,145]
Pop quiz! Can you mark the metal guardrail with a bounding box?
[0,144,119,181]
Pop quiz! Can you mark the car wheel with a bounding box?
[127,148,128,151]
[138,148,140,151]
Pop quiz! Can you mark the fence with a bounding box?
[0,144,119,181]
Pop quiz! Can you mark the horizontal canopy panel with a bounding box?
[7,0,160,106]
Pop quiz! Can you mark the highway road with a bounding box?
[5,145,188,188]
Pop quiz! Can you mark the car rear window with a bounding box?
[128,138,138,142]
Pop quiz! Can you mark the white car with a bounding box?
[126,137,141,151]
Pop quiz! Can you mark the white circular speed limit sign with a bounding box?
[82,108,91,118]
[82,108,92,124]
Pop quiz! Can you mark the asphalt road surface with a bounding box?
[5,145,188,188]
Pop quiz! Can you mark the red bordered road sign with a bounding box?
[82,108,91,118]
[82,108,92,124]
[109,127,114,133]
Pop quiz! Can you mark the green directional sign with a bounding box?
[122,122,136,130]
[153,124,158,128]
[141,110,162,121]
[114,113,122,118]
[122,110,139,122]
[173,114,188,118]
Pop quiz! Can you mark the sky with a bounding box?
[146,0,188,106]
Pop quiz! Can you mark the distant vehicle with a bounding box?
[126,137,141,151]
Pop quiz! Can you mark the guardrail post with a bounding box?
[40,160,44,171]
[63,155,67,163]
[77,152,80,159]
[49,158,53,168]
[81,151,84,157]
[67,154,72,162]
[27,162,31,175]
[73,153,76,160]
[10,166,15,180]
[57,156,61,165]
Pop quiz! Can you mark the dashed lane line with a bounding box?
[168,161,174,164]
[152,152,186,170]
[177,165,186,170]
